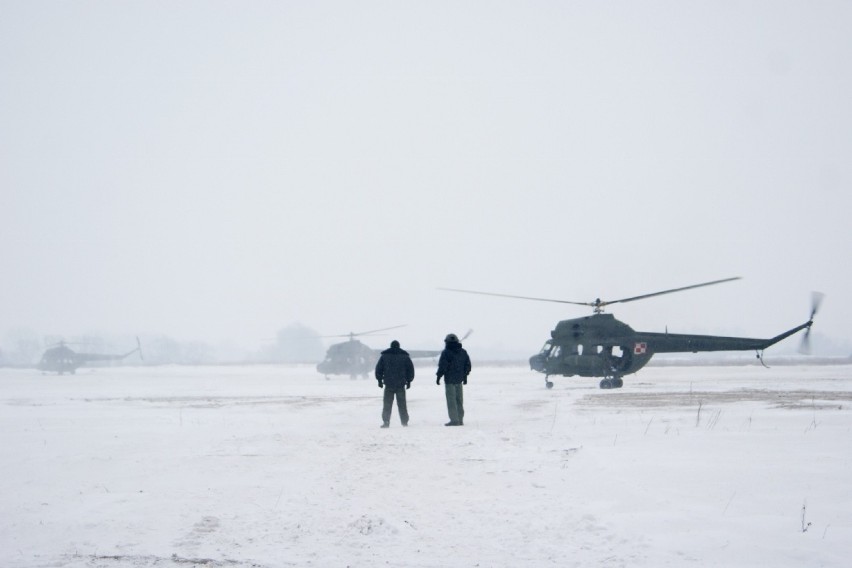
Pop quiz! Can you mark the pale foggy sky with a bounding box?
[1,2,851,356]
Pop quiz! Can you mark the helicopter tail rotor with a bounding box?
[798,291,825,355]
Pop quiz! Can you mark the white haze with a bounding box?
[1,2,851,360]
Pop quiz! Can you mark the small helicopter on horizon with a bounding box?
[37,337,143,374]
[440,278,823,389]
[316,326,469,379]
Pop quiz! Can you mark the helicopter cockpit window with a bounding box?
[551,346,561,358]
[540,341,552,354]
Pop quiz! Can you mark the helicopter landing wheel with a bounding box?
[545,380,554,389]
[599,378,612,389]
[612,377,624,388]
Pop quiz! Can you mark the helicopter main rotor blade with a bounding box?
[601,277,742,308]
[321,325,407,339]
[353,324,407,336]
[440,277,741,312]
[437,288,594,307]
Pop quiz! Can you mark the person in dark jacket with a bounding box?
[375,340,415,428]
[436,333,471,426]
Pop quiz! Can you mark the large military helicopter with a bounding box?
[38,337,143,374]
[316,326,466,379]
[440,278,822,389]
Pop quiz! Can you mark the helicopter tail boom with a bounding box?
[637,321,812,354]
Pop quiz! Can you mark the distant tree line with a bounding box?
[0,322,326,367]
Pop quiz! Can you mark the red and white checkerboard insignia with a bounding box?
[634,342,647,355]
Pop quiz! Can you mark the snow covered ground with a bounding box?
[1,363,851,567]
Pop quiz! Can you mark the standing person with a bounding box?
[436,333,471,426]
[375,340,414,428]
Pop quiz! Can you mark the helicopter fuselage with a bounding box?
[316,339,443,379]
[529,314,652,380]
[316,340,378,378]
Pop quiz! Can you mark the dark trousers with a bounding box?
[444,383,464,424]
[382,386,409,425]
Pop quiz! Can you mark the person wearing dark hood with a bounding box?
[436,333,471,426]
[375,340,415,428]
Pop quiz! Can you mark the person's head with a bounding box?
[444,333,459,344]
[390,340,400,348]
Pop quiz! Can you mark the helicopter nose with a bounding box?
[529,353,546,372]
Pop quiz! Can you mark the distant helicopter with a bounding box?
[316,326,467,379]
[440,278,822,389]
[38,338,143,374]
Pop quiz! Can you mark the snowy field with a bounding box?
[2,363,851,567]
